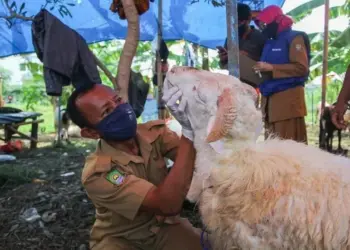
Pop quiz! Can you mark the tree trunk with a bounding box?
[116,0,140,102]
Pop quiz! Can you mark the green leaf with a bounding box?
[19,2,26,14]
[133,65,141,72]
[331,27,350,48]
[10,1,16,11]
[286,0,325,22]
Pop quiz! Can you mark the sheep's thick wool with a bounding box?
[164,66,350,250]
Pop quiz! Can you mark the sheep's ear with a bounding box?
[240,82,258,102]
[206,88,236,143]
[206,116,224,154]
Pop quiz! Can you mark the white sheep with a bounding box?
[164,66,350,250]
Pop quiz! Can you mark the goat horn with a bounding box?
[206,88,236,143]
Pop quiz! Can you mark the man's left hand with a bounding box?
[253,62,273,72]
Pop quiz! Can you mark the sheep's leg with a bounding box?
[65,129,71,144]
[326,133,330,152]
[337,129,342,152]
[327,132,333,152]
[318,121,323,148]
[319,120,326,149]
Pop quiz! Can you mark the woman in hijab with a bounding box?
[253,5,311,144]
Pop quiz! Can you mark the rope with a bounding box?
[200,229,212,250]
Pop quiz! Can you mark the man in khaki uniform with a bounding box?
[253,5,310,144]
[66,83,202,250]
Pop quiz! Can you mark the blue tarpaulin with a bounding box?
[0,0,284,58]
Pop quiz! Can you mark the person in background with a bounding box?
[66,83,202,250]
[218,3,266,68]
[153,39,169,88]
[152,59,169,87]
[332,65,350,129]
[253,5,311,144]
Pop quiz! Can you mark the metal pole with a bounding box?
[157,0,166,119]
[225,0,240,77]
[321,0,330,112]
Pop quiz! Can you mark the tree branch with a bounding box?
[0,0,34,21]
[92,53,117,86]
[116,0,139,102]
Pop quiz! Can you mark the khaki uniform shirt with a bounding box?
[82,120,180,248]
[261,35,309,123]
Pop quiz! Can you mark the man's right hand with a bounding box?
[332,101,347,130]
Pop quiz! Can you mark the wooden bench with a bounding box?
[0,112,43,149]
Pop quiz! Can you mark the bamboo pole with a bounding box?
[225,0,240,77]
[157,0,167,119]
[321,0,330,112]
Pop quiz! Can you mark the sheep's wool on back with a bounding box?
[164,66,350,250]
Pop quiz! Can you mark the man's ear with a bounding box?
[81,127,100,139]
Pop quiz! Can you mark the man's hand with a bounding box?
[253,62,274,72]
[331,102,347,130]
[162,87,194,141]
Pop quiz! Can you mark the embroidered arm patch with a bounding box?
[106,169,125,186]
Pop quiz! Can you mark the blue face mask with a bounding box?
[95,103,137,141]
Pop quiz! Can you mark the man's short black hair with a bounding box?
[66,84,95,129]
[237,3,252,21]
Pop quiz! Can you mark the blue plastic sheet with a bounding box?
[141,98,158,123]
[0,0,284,58]
[0,112,42,124]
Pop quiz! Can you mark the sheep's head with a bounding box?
[164,66,262,143]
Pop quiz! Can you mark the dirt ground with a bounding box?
[0,127,349,250]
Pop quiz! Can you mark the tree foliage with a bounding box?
[287,0,350,79]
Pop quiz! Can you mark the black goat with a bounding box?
[55,107,71,142]
[319,104,342,153]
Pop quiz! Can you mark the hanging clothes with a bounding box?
[31,9,101,96]
[128,71,150,118]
